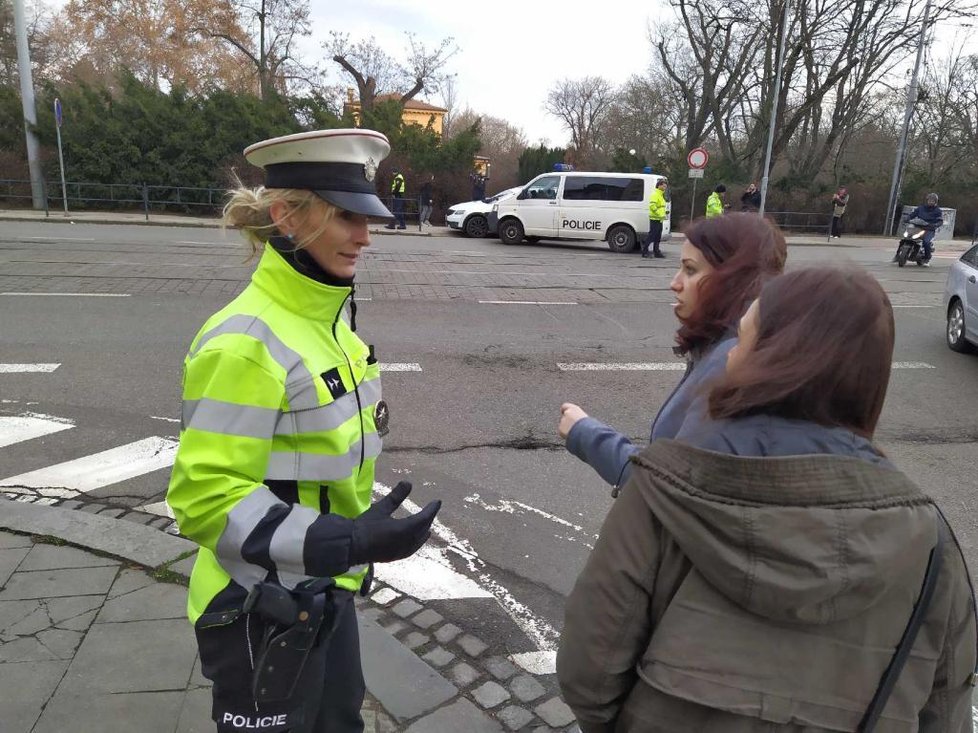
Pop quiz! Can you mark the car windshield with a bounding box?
[486,188,519,203]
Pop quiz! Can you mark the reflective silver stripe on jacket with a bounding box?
[215,488,281,590]
[190,314,318,410]
[275,377,382,436]
[264,433,382,481]
[183,398,280,438]
[269,503,319,590]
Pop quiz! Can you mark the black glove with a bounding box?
[351,481,441,565]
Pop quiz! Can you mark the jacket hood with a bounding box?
[630,440,936,625]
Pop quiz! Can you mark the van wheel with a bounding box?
[499,219,524,245]
[607,224,637,253]
[464,215,489,238]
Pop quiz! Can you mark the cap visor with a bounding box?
[314,190,393,219]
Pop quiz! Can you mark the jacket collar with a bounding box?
[251,244,351,322]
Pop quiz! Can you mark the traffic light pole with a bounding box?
[13,0,45,210]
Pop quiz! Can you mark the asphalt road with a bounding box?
[1,220,976,658]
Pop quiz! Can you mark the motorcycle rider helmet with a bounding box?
[926,192,939,206]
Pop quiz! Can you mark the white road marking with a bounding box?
[375,545,493,601]
[381,363,422,372]
[558,362,686,371]
[0,363,60,373]
[479,300,577,305]
[510,651,558,676]
[139,500,175,519]
[464,494,596,546]
[1,292,130,297]
[0,437,179,497]
[150,416,181,423]
[21,236,96,242]
[892,362,937,369]
[375,482,559,652]
[0,414,74,448]
[892,305,936,308]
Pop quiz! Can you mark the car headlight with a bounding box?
[448,208,462,216]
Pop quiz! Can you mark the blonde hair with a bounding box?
[222,185,337,257]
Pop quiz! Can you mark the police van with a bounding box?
[488,171,670,252]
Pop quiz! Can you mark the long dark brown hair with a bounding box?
[709,267,895,438]
[676,213,787,354]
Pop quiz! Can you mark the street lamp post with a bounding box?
[883,0,933,236]
[759,0,790,218]
[13,0,45,209]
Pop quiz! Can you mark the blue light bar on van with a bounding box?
[643,166,653,174]
[553,163,575,172]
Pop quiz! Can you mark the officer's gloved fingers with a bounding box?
[362,480,413,520]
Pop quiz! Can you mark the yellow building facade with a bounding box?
[344,90,447,136]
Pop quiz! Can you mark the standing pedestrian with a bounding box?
[558,213,787,493]
[471,173,486,201]
[705,184,726,218]
[558,266,977,732]
[385,168,407,229]
[167,128,442,733]
[740,182,761,212]
[419,174,434,227]
[831,186,850,238]
[641,178,668,258]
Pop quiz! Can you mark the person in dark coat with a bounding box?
[558,214,787,493]
[831,186,849,238]
[558,267,977,732]
[419,174,434,227]
[905,192,944,265]
[740,182,761,211]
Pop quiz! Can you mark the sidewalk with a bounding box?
[0,499,575,732]
[3,207,973,251]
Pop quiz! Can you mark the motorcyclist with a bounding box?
[904,192,943,266]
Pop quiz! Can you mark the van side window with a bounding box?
[562,177,644,202]
[525,176,560,200]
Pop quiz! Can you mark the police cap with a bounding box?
[244,129,393,219]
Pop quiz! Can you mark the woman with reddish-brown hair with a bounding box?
[558,212,787,493]
[558,267,977,733]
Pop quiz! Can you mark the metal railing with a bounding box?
[0,179,226,219]
[764,210,833,234]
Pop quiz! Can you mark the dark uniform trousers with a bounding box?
[197,590,365,733]
[642,220,664,256]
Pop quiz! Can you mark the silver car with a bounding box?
[945,243,978,353]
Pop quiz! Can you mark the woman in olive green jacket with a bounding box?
[558,267,977,732]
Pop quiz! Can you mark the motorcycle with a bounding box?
[893,217,935,268]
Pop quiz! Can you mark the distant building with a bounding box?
[344,89,447,136]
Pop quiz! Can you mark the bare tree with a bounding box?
[327,32,459,113]
[544,76,616,165]
[189,0,312,100]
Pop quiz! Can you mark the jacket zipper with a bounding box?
[332,289,365,475]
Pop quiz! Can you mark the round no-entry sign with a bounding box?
[687,147,709,169]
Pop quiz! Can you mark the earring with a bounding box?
[285,233,295,241]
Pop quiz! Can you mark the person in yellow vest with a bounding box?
[642,178,668,258]
[706,184,727,218]
[167,129,441,733]
[385,169,407,230]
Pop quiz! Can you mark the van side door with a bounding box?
[559,177,644,240]
[516,176,560,237]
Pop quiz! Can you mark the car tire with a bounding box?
[607,224,637,253]
[464,215,489,238]
[947,300,974,353]
[499,218,524,245]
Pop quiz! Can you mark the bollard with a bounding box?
[142,183,150,222]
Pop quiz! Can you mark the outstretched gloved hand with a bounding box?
[351,481,441,565]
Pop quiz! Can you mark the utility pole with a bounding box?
[883,0,932,236]
[13,0,45,209]
[759,0,790,217]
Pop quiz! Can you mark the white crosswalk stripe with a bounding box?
[0,363,60,373]
[0,436,178,497]
[0,414,74,448]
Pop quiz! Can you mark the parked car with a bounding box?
[489,172,671,252]
[446,187,522,238]
[944,242,978,353]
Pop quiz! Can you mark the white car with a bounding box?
[945,242,978,353]
[446,187,522,238]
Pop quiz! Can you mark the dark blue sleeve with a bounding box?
[565,417,639,487]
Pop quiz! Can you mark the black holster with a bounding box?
[244,578,339,704]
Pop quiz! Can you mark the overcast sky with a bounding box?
[308,0,663,146]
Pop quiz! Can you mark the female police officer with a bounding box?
[167,129,441,733]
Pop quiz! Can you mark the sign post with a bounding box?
[687,147,709,222]
[54,98,68,216]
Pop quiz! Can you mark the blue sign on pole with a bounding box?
[54,98,62,127]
